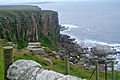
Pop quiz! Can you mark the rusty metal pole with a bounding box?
[105,63,107,80]
[3,46,14,80]
[65,56,69,75]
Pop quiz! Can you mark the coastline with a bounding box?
[60,24,120,51]
[30,1,120,70]
[60,24,120,70]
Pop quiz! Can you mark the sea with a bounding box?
[30,1,120,69]
[30,1,120,49]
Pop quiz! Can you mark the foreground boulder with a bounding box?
[7,60,85,80]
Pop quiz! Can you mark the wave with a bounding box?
[61,24,79,28]
[61,24,120,51]
[85,39,120,47]
[79,39,120,51]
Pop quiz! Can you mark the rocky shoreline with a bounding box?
[59,25,120,70]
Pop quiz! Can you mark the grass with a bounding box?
[0,39,120,80]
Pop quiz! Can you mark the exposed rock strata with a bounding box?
[0,5,60,49]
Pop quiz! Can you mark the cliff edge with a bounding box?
[0,5,60,49]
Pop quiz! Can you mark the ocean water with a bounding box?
[30,1,120,69]
[32,1,120,49]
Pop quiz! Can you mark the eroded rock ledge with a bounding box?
[7,60,85,80]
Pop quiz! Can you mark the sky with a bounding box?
[0,0,118,4]
[0,0,74,3]
[1,0,70,4]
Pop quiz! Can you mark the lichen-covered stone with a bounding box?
[7,60,42,80]
[7,60,85,80]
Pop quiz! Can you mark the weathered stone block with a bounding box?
[7,60,85,80]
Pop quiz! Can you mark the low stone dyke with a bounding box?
[7,60,85,80]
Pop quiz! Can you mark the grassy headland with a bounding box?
[0,39,120,80]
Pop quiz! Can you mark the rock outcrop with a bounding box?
[0,5,60,49]
[7,60,85,80]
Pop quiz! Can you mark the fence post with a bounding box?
[65,55,69,75]
[105,63,107,80]
[3,46,14,80]
[96,60,99,80]
[112,61,115,80]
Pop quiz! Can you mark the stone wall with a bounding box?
[7,60,85,80]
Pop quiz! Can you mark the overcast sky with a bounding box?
[0,0,118,4]
[0,0,76,3]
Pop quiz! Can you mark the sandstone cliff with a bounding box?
[0,5,60,49]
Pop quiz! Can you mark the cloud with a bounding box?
[0,0,117,4]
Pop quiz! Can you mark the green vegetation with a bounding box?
[0,39,120,80]
[38,29,58,51]
[0,7,58,50]
[38,36,54,50]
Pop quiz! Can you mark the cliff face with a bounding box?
[0,5,60,49]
